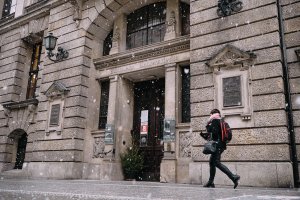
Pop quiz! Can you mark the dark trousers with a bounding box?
[208,148,235,183]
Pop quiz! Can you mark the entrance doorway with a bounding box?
[9,130,28,170]
[133,79,164,181]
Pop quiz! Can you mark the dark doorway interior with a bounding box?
[14,133,27,169]
[133,78,165,181]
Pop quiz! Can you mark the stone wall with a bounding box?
[189,0,295,187]
[281,0,300,180]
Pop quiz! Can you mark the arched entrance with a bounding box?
[8,129,28,170]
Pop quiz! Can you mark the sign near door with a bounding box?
[140,110,148,146]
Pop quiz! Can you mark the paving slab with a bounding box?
[0,179,299,200]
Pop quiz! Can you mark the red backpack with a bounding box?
[220,120,232,143]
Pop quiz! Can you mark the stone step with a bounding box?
[0,169,30,179]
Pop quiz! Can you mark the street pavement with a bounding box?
[0,179,299,200]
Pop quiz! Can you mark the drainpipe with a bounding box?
[276,0,299,188]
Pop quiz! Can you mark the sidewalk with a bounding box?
[0,179,299,200]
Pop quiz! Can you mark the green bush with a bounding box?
[120,146,144,180]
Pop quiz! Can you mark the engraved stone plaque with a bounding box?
[49,104,60,126]
[223,76,241,107]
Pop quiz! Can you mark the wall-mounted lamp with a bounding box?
[217,0,243,17]
[295,49,300,60]
[44,33,69,62]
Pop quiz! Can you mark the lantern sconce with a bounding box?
[44,33,69,62]
[217,0,243,17]
[295,49,300,60]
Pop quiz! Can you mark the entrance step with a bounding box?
[0,169,30,179]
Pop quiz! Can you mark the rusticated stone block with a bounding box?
[63,117,86,129]
[191,18,279,50]
[190,87,214,103]
[62,128,85,140]
[252,77,284,95]
[190,62,212,75]
[65,96,88,108]
[253,93,285,111]
[290,78,300,93]
[31,151,83,162]
[33,139,84,151]
[191,116,208,131]
[289,63,300,78]
[27,162,83,179]
[192,144,290,162]
[190,74,213,89]
[254,110,287,127]
[251,62,283,80]
[191,101,214,117]
[64,107,87,118]
[193,127,289,146]
[293,111,300,126]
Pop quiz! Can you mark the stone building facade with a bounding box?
[0,0,299,188]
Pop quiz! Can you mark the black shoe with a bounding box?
[203,182,215,188]
[233,175,240,189]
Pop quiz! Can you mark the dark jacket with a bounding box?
[206,119,226,150]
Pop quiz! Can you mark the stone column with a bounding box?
[164,0,180,41]
[106,75,119,156]
[160,63,177,183]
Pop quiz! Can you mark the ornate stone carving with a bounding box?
[207,44,256,73]
[164,11,176,41]
[44,81,70,100]
[28,104,37,123]
[94,36,190,69]
[3,108,11,127]
[179,131,192,158]
[69,0,83,27]
[93,137,105,158]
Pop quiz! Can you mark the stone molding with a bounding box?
[25,0,49,13]
[44,81,70,100]
[94,36,190,70]
[207,44,256,73]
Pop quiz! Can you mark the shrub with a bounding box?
[120,146,144,180]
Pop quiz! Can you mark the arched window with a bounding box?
[126,2,166,49]
[180,2,190,36]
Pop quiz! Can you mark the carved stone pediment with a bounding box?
[45,81,70,99]
[207,45,256,72]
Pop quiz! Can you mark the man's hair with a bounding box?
[210,109,220,115]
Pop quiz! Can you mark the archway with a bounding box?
[8,129,28,170]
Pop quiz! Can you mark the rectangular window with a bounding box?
[26,43,42,99]
[99,80,110,129]
[223,76,242,107]
[1,0,16,18]
[181,66,190,123]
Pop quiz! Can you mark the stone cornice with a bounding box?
[0,0,65,35]
[94,35,190,70]
[2,99,39,110]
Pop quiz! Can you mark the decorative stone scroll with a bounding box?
[69,0,83,27]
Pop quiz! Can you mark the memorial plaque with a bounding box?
[49,104,60,126]
[223,76,241,107]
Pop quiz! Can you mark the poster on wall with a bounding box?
[140,110,148,146]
